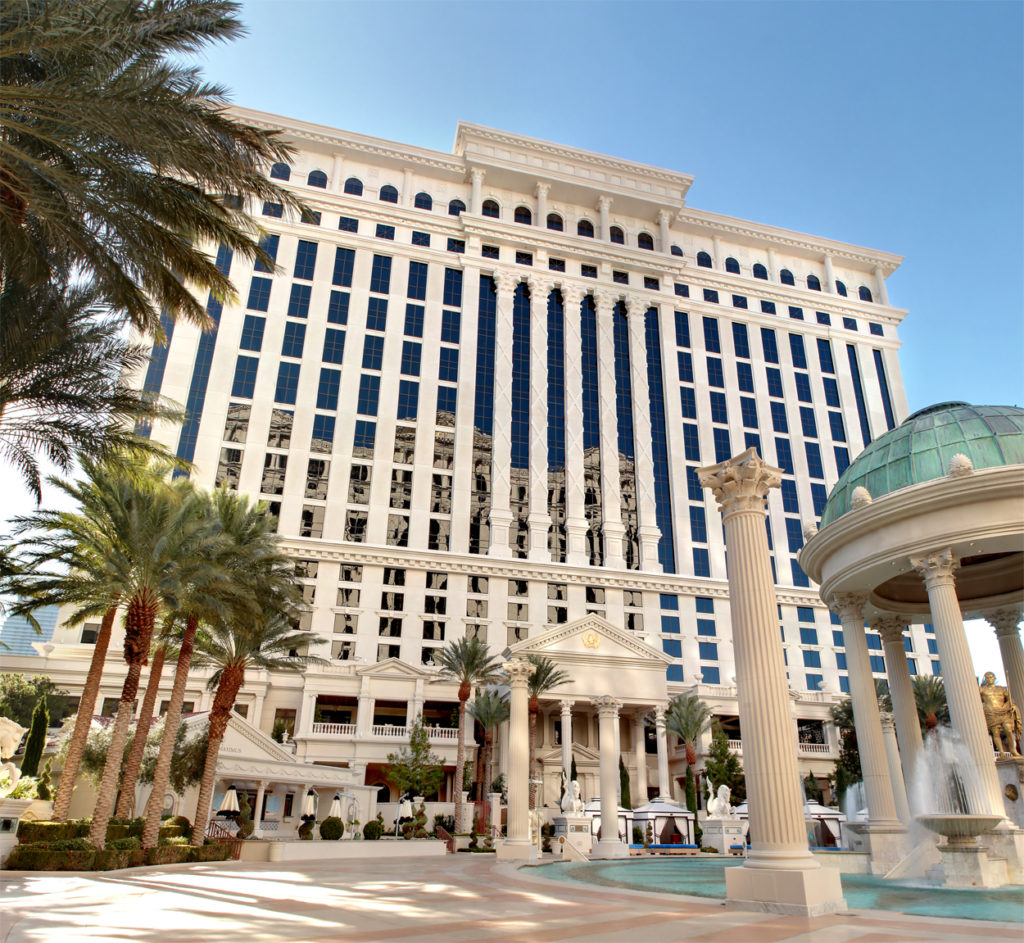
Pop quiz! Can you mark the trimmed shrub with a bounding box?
[236,793,254,840]
[190,842,232,862]
[106,837,141,850]
[167,815,192,839]
[6,845,96,871]
[297,819,314,840]
[145,845,192,866]
[157,825,184,840]
[94,848,146,871]
[362,820,383,841]
[319,816,344,840]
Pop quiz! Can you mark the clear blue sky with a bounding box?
[197,0,1024,414]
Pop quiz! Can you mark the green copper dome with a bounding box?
[820,403,1024,527]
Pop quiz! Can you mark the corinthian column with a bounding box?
[469,168,484,215]
[597,196,612,240]
[561,286,589,564]
[633,714,649,803]
[699,448,844,915]
[873,615,924,792]
[654,704,671,800]
[879,713,911,824]
[593,290,625,567]
[910,550,1004,817]
[593,695,627,857]
[560,699,574,785]
[527,275,552,560]
[657,210,672,254]
[488,272,518,558]
[497,660,534,859]
[988,609,1024,719]
[535,183,549,226]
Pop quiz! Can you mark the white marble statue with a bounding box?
[0,718,28,792]
[559,772,584,814]
[706,783,735,820]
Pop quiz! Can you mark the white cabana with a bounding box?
[632,799,695,845]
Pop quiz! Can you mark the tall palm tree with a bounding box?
[141,488,297,849]
[526,654,569,808]
[912,675,950,732]
[665,692,712,811]
[189,613,320,846]
[435,636,504,834]
[0,0,304,334]
[829,679,893,732]
[468,687,508,830]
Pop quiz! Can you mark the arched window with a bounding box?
[380,185,398,204]
[725,257,740,274]
[414,192,432,210]
[638,232,654,250]
[609,226,625,244]
[835,279,848,297]
[806,274,821,291]
[858,285,873,302]
[670,244,683,257]
[482,199,500,218]
[514,205,532,225]
[270,162,290,181]
[753,263,768,280]
[779,268,795,285]
[547,213,563,231]
[577,219,595,238]
[307,170,327,189]
[697,251,712,268]
[448,199,466,216]
[344,177,363,196]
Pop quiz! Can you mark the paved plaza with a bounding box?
[2,855,1020,943]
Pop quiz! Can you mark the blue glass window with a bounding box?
[322,328,345,364]
[816,339,835,374]
[246,276,272,311]
[401,340,421,376]
[761,328,779,363]
[443,268,463,307]
[547,288,566,495]
[775,437,794,474]
[874,350,897,430]
[546,213,563,230]
[404,304,424,337]
[333,247,355,287]
[745,432,762,452]
[811,483,827,517]
[270,162,290,180]
[379,184,398,203]
[696,597,714,614]
[338,216,358,232]
[732,294,748,309]
[771,401,789,433]
[370,255,392,294]
[836,280,848,297]
[662,615,681,635]
[300,209,321,226]
[514,206,532,225]
[823,377,840,408]
[290,241,317,281]
[786,517,804,552]
[316,368,341,410]
[870,322,884,336]
[697,619,716,637]
[577,219,595,237]
[376,223,395,240]
[662,639,682,658]
[439,347,459,383]
[680,386,697,419]
[366,297,388,331]
[281,321,305,359]
[779,269,794,285]
[707,357,725,388]
[447,238,465,253]
[800,406,818,438]
[843,316,858,331]
[687,467,702,501]
[357,374,380,415]
[803,650,822,668]
[407,261,428,300]
[644,277,660,291]
[437,384,457,419]
[731,323,750,358]
[870,655,886,673]
[791,560,810,587]
[311,414,335,448]
[362,334,384,370]
[805,442,824,479]
[816,311,831,326]
[753,263,768,279]
[741,397,758,428]
[510,284,531,541]
[239,315,265,351]
[710,391,728,424]
[797,606,815,623]
[473,275,497,437]
[693,548,711,577]
[724,257,740,274]
[835,446,850,475]
[353,419,375,451]
[786,306,802,321]
[766,367,784,398]
[482,244,499,259]
[847,345,872,445]
[701,666,720,684]
[548,258,565,272]
[675,283,690,298]
[703,317,720,352]
[441,309,460,343]
[414,192,432,210]
[328,290,349,324]
[411,231,430,247]
[397,379,418,420]
[344,177,362,195]
[683,423,700,461]
[781,478,799,513]
[610,226,625,244]
[677,351,694,382]
[737,361,754,392]
[580,263,596,278]
[703,288,719,304]
[795,373,813,403]
[231,355,259,398]
[829,411,847,442]
[789,334,807,369]
[761,300,777,315]
[674,311,691,347]
[713,427,732,462]
[697,251,712,268]
[638,232,654,250]
[274,361,301,404]
[690,506,707,543]
[262,201,283,217]
[859,286,873,302]
[448,199,465,216]
[699,641,719,661]
[287,283,311,318]
[807,274,821,291]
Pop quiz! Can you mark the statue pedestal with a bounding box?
[553,815,593,856]
[995,757,1024,828]
[702,818,747,854]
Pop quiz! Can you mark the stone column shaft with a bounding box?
[488,272,517,557]
[253,781,266,835]
[594,696,626,856]
[874,617,924,791]
[597,196,611,241]
[989,609,1024,719]
[498,661,532,857]
[633,716,649,803]
[560,700,573,784]
[594,291,625,567]
[655,705,671,799]
[873,265,889,306]
[657,210,671,254]
[527,276,552,560]
[469,169,484,216]
[561,287,588,564]
[823,255,835,293]
[535,183,549,226]
[879,714,911,824]
[912,550,1004,817]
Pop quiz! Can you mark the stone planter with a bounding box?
[20,799,54,823]
[0,799,34,867]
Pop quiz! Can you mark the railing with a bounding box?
[206,820,244,859]
[727,740,743,752]
[428,727,459,741]
[435,825,455,854]
[798,742,832,755]
[371,724,408,738]
[311,722,357,736]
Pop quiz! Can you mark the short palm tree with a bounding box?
[829,679,893,732]
[468,687,509,829]
[913,675,950,732]
[665,692,712,812]
[526,654,569,807]
[189,612,320,845]
[435,636,504,834]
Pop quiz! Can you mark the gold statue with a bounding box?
[980,671,1022,757]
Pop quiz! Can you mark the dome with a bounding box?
[820,403,1024,527]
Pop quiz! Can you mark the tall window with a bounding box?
[580,295,604,565]
[509,283,531,557]
[645,307,675,572]
[470,276,496,553]
[613,302,639,568]
[547,289,567,562]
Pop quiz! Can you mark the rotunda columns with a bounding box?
[879,714,911,824]
[633,714,649,802]
[873,616,924,793]
[592,695,627,857]
[497,660,534,859]
[654,704,671,800]
[700,448,844,915]
[910,550,1005,818]
[988,608,1024,719]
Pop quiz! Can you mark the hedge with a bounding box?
[6,845,97,871]
[94,848,147,871]
[17,820,182,844]
[190,842,233,862]
[145,845,193,866]
[6,839,233,871]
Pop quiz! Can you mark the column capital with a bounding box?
[560,284,584,308]
[592,695,622,718]
[625,295,648,317]
[879,711,895,731]
[987,607,1023,637]
[527,273,553,297]
[596,195,613,210]
[870,615,907,645]
[653,703,668,724]
[697,446,783,518]
[909,548,959,590]
[559,698,574,714]
[657,209,673,224]
[493,270,519,296]
[592,288,616,312]
[535,181,550,197]
[470,167,485,184]
[504,659,531,688]
[830,591,868,624]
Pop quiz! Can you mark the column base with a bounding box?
[591,839,629,859]
[725,863,845,916]
[496,839,538,861]
[983,826,1024,884]
[938,845,1008,888]
[842,822,908,874]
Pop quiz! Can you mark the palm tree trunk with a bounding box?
[142,616,198,849]
[452,696,467,834]
[53,605,115,821]
[115,644,166,818]
[481,732,493,831]
[86,661,143,848]
[190,669,244,847]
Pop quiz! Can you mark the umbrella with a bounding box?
[217,784,239,817]
[302,788,318,818]
[328,794,343,819]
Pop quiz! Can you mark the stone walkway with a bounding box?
[1,854,1019,942]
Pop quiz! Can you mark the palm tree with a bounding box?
[468,687,508,830]
[141,488,297,849]
[189,612,320,846]
[665,692,712,812]
[912,675,950,732]
[0,278,179,500]
[829,679,893,732]
[526,654,569,807]
[0,0,304,334]
[435,636,504,834]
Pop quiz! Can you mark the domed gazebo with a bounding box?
[800,403,1024,875]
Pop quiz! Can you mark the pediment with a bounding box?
[539,743,600,764]
[186,711,296,763]
[356,657,435,680]
[507,614,672,665]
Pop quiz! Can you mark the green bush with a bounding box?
[6,845,96,871]
[159,835,190,847]
[190,842,233,862]
[701,846,719,854]
[297,819,314,840]
[145,845,192,866]
[94,848,146,871]
[17,821,86,843]
[319,816,344,840]
[106,837,141,850]
[167,815,192,838]
[158,825,184,840]
[362,820,383,841]
[50,837,94,851]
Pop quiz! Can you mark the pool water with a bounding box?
[534,858,1024,923]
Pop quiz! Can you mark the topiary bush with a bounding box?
[319,816,344,840]
[167,815,192,840]
[297,819,314,840]
[362,819,383,841]
[106,837,141,850]
[235,792,254,839]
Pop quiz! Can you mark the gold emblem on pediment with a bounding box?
[581,630,600,650]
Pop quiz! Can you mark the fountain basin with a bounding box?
[916,814,1002,847]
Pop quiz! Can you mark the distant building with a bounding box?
[0,606,58,657]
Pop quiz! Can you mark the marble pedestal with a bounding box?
[842,822,908,875]
[725,863,846,917]
[496,839,537,861]
[553,815,593,856]
[937,844,1007,888]
[701,819,747,854]
[995,757,1024,828]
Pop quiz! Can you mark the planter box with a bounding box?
[268,839,447,862]
[1,799,34,866]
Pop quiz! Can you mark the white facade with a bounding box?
[23,109,926,808]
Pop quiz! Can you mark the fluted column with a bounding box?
[593,695,627,856]
[988,608,1024,718]
[698,449,824,866]
[911,550,1004,817]
[561,286,588,564]
[535,183,549,227]
[593,290,625,567]
[654,704,671,800]
[626,296,662,571]
[469,168,484,216]
[252,781,266,836]
[873,615,924,791]
[879,713,911,824]
[657,210,672,253]
[823,255,835,293]
[560,699,574,785]
[488,272,517,558]
[597,196,611,240]
[527,275,552,560]
[633,715,649,803]
[498,660,533,858]
[832,593,901,827]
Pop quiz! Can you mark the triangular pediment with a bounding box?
[539,743,600,764]
[356,657,435,680]
[185,711,296,763]
[507,614,672,665]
